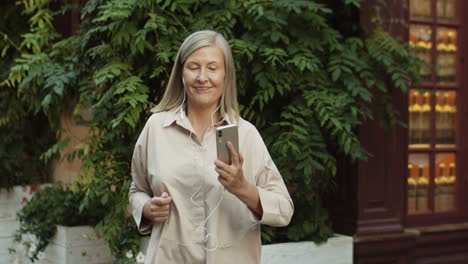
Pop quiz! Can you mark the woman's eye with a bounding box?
[208,67,217,71]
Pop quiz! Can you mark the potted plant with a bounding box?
[10,183,112,264]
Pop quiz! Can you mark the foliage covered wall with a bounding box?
[0,0,421,261]
[0,1,52,189]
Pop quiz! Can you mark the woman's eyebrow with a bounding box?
[185,60,221,65]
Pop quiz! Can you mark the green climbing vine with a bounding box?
[1,0,422,262]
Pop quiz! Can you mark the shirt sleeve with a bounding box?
[128,118,154,235]
[247,127,294,227]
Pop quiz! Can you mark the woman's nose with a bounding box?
[196,68,208,82]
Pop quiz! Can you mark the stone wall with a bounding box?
[50,111,89,184]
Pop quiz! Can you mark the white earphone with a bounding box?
[180,75,225,251]
[181,77,186,120]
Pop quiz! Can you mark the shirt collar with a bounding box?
[218,113,233,126]
[162,108,179,128]
[162,106,233,128]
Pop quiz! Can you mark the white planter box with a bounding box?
[35,225,112,264]
[1,186,111,264]
[12,225,112,264]
[261,234,353,264]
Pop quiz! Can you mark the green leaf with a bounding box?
[41,94,52,107]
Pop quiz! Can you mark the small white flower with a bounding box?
[126,250,134,259]
[28,234,37,243]
[28,244,37,254]
[136,252,145,264]
[21,234,29,242]
[17,242,26,252]
[37,251,45,260]
[27,244,37,259]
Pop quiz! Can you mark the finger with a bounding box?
[150,197,160,205]
[152,210,169,217]
[214,159,229,170]
[239,153,244,165]
[218,175,229,187]
[161,192,169,198]
[226,141,239,165]
[150,204,170,212]
[153,210,169,217]
[215,167,230,180]
[157,196,172,205]
[152,195,172,206]
[154,216,168,222]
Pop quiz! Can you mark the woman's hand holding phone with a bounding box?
[214,141,247,195]
[214,142,264,218]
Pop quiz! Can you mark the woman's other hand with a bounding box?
[143,192,172,223]
[214,141,247,195]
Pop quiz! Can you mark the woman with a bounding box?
[129,30,293,264]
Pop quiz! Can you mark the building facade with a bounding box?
[332,0,468,263]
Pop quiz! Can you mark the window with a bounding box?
[407,0,462,224]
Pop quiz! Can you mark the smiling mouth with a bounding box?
[194,86,210,90]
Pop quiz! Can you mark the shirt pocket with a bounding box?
[211,191,260,248]
[156,237,204,264]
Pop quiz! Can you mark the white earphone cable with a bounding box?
[180,79,224,251]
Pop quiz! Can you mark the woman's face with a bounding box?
[182,44,225,111]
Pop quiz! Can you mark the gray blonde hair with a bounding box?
[152,30,239,123]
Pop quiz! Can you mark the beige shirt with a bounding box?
[129,108,294,264]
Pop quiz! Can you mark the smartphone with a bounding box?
[216,124,239,164]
